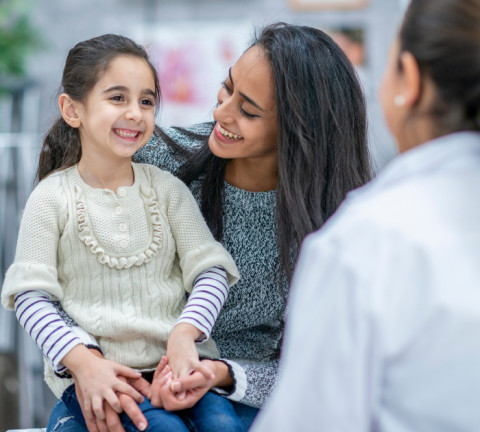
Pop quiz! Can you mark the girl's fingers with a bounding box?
[95,405,109,432]
[92,395,106,420]
[103,389,122,414]
[114,381,144,404]
[83,395,96,422]
[114,364,142,380]
[153,356,168,380]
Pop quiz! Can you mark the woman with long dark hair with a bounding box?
[253,1,480,430]
[48,22,371,432]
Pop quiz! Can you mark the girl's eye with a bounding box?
[241,107,257,119]
[110,95,124,102]
[140,99,153,106]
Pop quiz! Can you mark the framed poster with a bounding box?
[289,0,370,11]
[132,21,252,127]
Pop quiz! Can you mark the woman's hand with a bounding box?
[62,345,145,425]
[150,359,229,411]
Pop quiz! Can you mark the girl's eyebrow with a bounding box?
[103,86,155,96]
[104,85,128,93]
[228,68,264,112]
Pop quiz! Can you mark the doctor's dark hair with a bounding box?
[400,0,480,134]
[156,23,372,293]
[37,34,160,182]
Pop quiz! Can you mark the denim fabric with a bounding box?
[46,399,87,432]
[230,401,260,431]
[59,385,243,432]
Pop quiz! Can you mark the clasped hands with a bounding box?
[70,323,228,432]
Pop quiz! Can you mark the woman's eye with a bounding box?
[222,80,233,94]
[241,107,257,119]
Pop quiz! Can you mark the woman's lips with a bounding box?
[213,123,244,144]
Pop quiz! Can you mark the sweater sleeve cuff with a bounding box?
[211,359,247,402]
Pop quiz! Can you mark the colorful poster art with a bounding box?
[133,21,253,127]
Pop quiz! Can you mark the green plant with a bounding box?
[0,0,42,76]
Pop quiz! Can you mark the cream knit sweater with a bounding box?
[1,163,239,398]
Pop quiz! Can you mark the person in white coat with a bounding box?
[252,0,480,431]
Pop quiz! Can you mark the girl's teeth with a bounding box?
[116,130,138,138]
[218,125,243,140]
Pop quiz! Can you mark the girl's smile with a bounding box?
[113,128,143,140]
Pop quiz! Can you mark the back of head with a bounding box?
[401,0,480,134]
[251,23,372,282]
[37,34,160,182]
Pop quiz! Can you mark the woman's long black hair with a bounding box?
[156,23,372,293]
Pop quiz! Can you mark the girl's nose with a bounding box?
[126,102,143,122]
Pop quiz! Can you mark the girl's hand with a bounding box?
[62,345,145,423]
[166,323,216,383]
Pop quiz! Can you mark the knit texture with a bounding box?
[134,124,287,407]
[2,162,239,398]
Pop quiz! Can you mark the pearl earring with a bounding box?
[394,95,406,106]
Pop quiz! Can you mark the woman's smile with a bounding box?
[213,122,244,143]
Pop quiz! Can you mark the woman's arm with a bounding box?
[214,359,279,408]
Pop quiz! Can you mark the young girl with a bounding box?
[1,34,242,432]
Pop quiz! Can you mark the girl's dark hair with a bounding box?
[400,0,480,134]
[37,34,160,181]
[159,23,372,292]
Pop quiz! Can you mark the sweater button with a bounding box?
[115,206,123,214]
[118,188,126,197]
[119,223,127,232]
[120,239,129,249]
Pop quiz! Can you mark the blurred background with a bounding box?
[0,0,407,428]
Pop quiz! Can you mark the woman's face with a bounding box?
[209,46,278,160]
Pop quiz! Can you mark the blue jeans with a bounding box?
[47,394,259,432]
[51,384,243,432]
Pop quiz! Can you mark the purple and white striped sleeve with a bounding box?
[14,290,97,375]
[176,266,229,342]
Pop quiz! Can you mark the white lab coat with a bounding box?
[252,132,480,432]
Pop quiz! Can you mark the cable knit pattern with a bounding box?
[1,161,239,398]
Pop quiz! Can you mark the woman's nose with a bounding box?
[214,98,235,124]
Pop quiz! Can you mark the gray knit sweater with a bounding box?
[58,123,286,408]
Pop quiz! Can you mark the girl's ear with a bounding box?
[399,51,422,108]
[59,94,81,128]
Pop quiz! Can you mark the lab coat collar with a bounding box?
[350,131,480,199]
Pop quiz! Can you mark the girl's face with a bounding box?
[77,55,156,160]
[209,46,278,160]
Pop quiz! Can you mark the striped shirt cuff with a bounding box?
[176,266,229,342]
[14,290,84,374]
